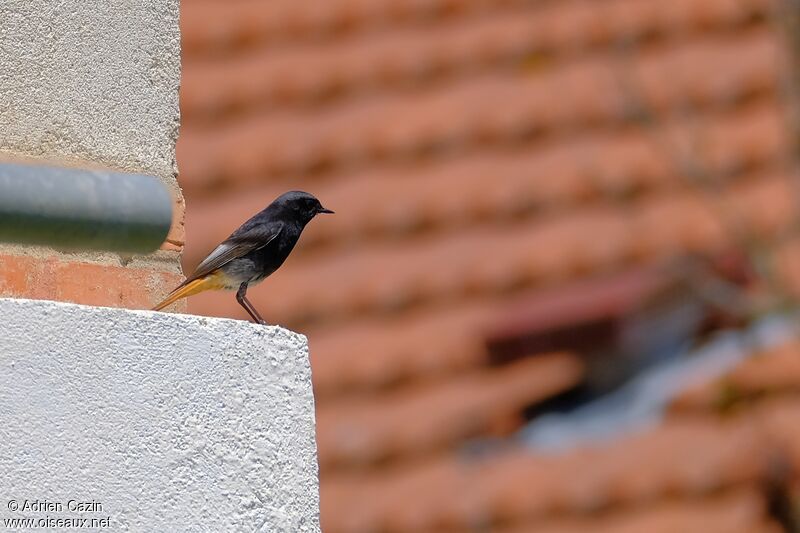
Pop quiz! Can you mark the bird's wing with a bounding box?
[187,221,284,282]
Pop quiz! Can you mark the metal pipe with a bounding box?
[0,161,173,253]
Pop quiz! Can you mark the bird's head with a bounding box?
[273,190,334,223]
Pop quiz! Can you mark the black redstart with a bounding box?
[152,191,333,324]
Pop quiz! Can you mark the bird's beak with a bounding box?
[318,207,335,214]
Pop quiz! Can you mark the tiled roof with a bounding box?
[178,28,780,189]
[182,0,771,58]
[320,394,800,532]
[178,0,800,530]
[183,100,786,263]
[182,0,774,119]
[316,352,583,471]
[187,170,795,328]
[672,341,800,412]
[495,489,780,533]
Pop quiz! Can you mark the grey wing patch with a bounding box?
[187,222,283,282]
[192,242,249,279]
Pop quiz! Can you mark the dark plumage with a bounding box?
[152,191,333,324]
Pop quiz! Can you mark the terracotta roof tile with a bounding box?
[182,0,529,55]
[758,398,800,463]
[186,171,796,325]
[181,1,774,119]
[306,259,714,397]
[672,341,800,412]
[315,352,583,471]
[723,172,799,236]
[182,99,786,268]
[182,7,545,118]
[181,0,773,58]
[319,407,779,533]
[773,237,800,298]
[495,489,779,533]
[177,30,779,190]
[632,29,778,112]
[178,61,617,186]
[699,103,787,175]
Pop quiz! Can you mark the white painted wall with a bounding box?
[0,298,321,532]
[0,0,180,187]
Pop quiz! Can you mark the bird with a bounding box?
[152,191,333,324]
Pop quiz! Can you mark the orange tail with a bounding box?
[151,273,225,311]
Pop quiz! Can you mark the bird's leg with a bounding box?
[236,282,267,325]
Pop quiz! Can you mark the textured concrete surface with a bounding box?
[0,298,320,532]
[0,0,181,186]
[0,0,183,303]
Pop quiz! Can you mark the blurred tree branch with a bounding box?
[609,13,800,324]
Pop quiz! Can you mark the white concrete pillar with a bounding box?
[0,299,321,532]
